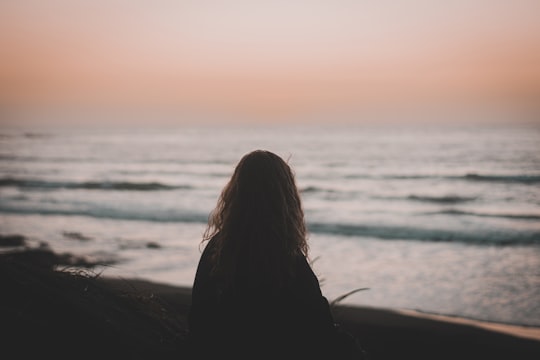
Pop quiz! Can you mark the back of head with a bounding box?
[204,150,308,291]
[232,150,300,232]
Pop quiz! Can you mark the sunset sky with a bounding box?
[1,0,539,124]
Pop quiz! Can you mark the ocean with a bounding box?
[1,122,539,326]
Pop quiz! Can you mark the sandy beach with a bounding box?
[104,277,540,359]
[2,248,539,360]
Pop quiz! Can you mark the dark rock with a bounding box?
[0,234,27,247]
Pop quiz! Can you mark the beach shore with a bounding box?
[102,277,540,360]
[2,248,540,360]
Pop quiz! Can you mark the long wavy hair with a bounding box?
[202,150,309,291]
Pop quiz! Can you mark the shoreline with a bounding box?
[99,275,540,360]
[2,248,540,359]
[395,308,540,342]
[102,275,540,341]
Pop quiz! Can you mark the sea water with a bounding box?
[1,122,539,326]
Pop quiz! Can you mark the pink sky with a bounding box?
[1,1,539,123]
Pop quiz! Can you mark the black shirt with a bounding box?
[187,238,337,359]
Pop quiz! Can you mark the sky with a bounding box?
[1,0,539,124]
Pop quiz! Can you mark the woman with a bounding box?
[187,150,365,359]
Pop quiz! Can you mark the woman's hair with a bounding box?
[202,150,308,290]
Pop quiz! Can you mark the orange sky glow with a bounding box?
[1,1,539,124]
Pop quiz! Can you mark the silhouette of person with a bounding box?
[187,150,366,360]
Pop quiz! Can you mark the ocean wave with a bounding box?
[1,203,538,245]
[0,153,232,166]
[340,173,540,184]
[428,209,540,220]
[0,205,208,224]
[0,132,53,139]
[463,173,540,184]
[344,174,432,180]
[112,170,229,177]
[0,177,189,191]
[308,222,540,245]
[0,154,104,163]
[300,186,336,194]
[407,194,477,204]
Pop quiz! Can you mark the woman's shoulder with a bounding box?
[294,254,317,275]
[199,237,219,260]
[193,238,219,280]
[290,254,323,290]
